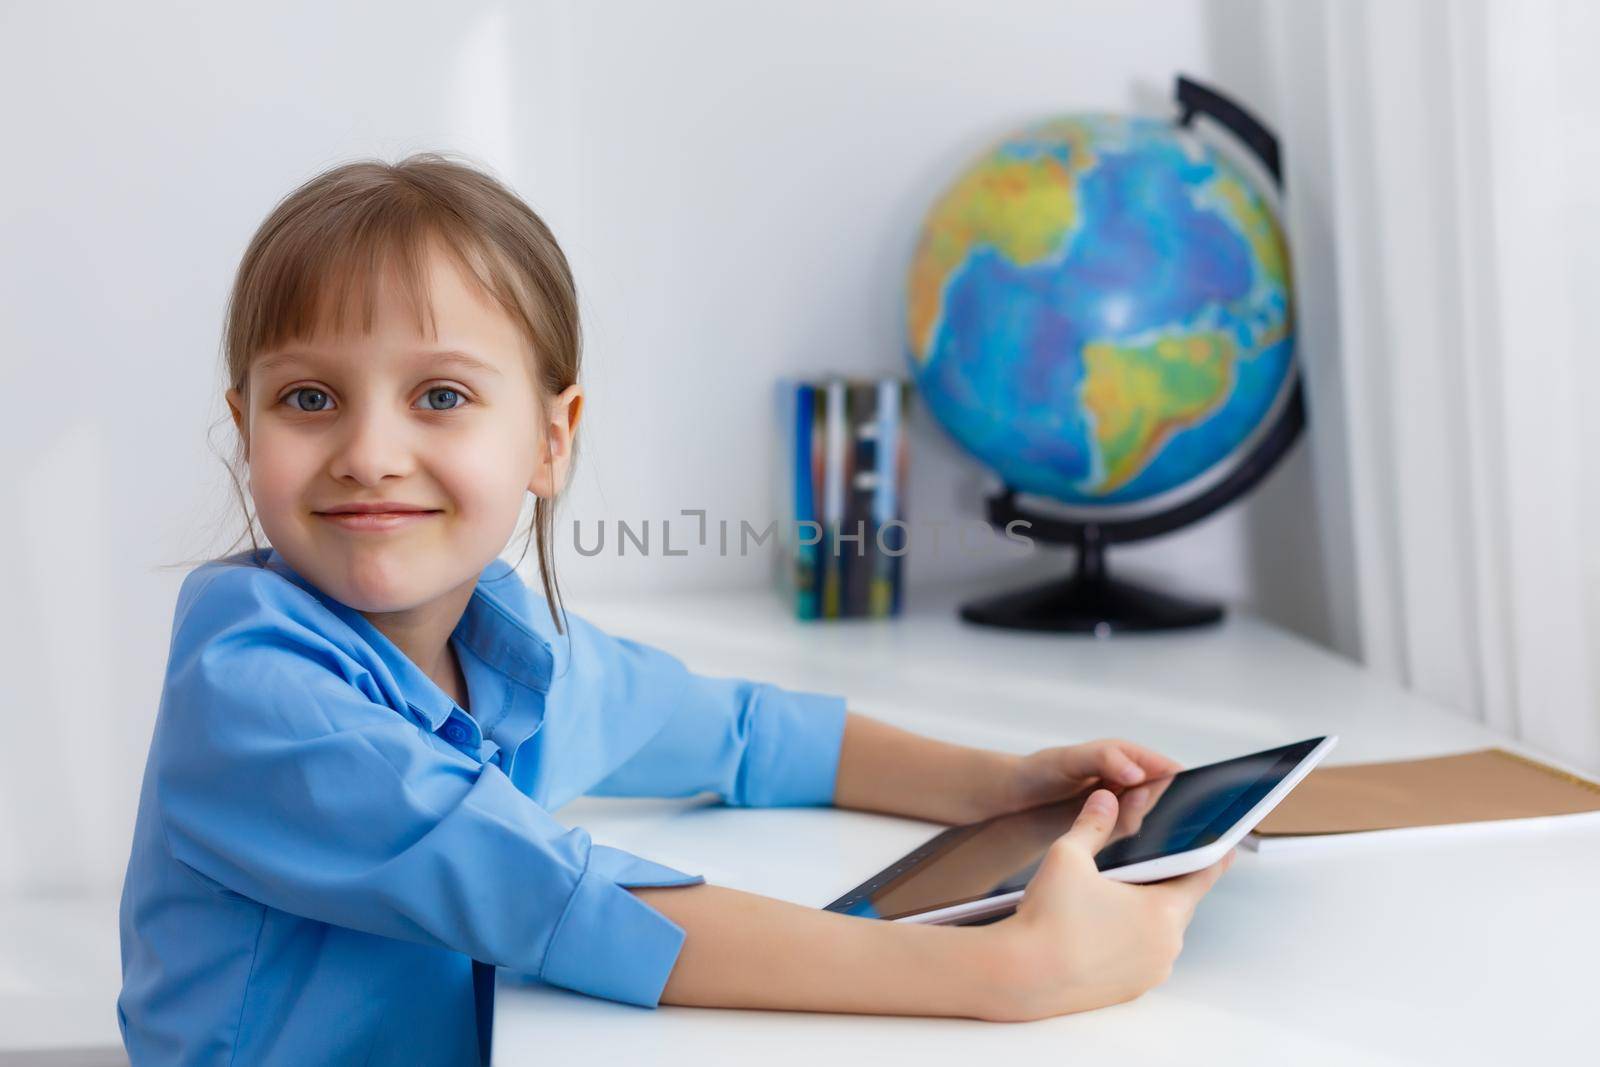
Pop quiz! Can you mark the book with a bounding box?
[870,379,908,617]
[821,378,847,618]
[791,383,819,620]
[1245,748,1600,853]
[841,381,879,616]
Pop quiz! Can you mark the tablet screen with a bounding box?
[826,737,1323,921]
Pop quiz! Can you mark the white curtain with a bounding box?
[1259,0,1600,772]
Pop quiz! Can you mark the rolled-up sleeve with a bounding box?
[587,643,850,808]
[155,576,702,1009]
[541,846,694,1007]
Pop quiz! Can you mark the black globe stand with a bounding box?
[957,74,1297,636]
[959,512,1223,635]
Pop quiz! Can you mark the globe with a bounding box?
[905,80,1302,633]
[906,112,1295,514]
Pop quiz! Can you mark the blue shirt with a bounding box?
[117,547,848,1065]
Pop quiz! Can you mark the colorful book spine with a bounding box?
[792,383,819,620]
[870,378,904,617]
[822,377,846,619]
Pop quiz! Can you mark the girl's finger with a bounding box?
[1053,741,1147,785]
[1025,793,1118,907]
[1053,789,1121,862]
[1117,741,1184,778]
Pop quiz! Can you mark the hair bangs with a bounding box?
[228,188,534,392]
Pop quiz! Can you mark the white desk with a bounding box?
[495,585,1600,1067]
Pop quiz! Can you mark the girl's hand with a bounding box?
[981,739,1182,821]
[977,789,1233,1022]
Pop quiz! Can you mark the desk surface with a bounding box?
[494,584,1599,1067]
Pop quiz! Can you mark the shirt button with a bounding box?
[445,722,470,744]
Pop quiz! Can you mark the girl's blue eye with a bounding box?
[421,387,466,411]
[286,387,332,412]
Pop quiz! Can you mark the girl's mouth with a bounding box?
[315,510,442,532]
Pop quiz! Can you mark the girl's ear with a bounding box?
[225,387,249,460]
[528,383,584,498]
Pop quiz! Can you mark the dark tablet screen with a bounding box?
[824,737,1323,921]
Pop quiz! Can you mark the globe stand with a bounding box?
[959,506,1223,634]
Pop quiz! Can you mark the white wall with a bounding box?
[0,0,1329,893]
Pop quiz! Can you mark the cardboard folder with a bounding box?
[1248,748,1600,851]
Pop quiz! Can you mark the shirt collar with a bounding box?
[260,547,555,731]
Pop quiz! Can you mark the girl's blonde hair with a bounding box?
[214,152,579,632]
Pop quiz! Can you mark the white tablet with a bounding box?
[824,735,1337,925]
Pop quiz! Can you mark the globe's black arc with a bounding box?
[1177,75,1281,185]
[960,74,1306,635]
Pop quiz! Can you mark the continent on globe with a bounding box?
[1081,329,1234,493]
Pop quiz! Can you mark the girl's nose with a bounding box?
[327,405,417,487]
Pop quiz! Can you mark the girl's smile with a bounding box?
[314,502,445,533]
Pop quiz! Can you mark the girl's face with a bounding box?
[226,243,579,614]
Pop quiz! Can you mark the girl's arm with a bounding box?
[630,789,1232,1021]
[630,883,1002,1017]
[832,711,1018,824]
[832,711,1185,826]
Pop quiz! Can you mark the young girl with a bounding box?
[118,154,1230,1066]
